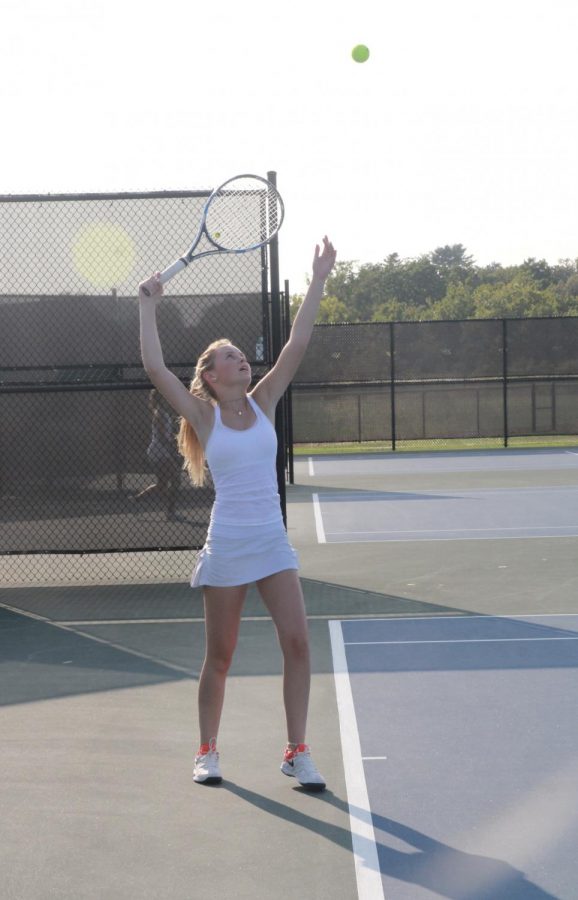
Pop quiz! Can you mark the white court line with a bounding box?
[0,603,197,676]
[329,620,385,900]
[325,533,578,544]
[362,757,388,761]
[318,486,578,498]
[326,524,578,536]
[344,637,578,646]
[339,613,578,623]
[60,614,402,625]
[308,456,315,476]
[312,493,327,544]
[565,451,578,456]
[62,614,578,628]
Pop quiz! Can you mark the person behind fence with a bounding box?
[138,236,336,791]
[130,388,181,519]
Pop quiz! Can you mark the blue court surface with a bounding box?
[313,486,578,543]
[306,448,578,544]
[330,613,578,900]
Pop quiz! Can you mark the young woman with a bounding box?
[138,236,336,791]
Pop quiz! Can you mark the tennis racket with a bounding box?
[141,173,284,296]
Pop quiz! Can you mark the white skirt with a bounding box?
[190,517,300,588]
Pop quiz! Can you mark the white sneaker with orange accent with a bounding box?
[281,744,326,791]
[193,737,222,785]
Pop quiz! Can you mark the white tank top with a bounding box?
[205,394,282,526]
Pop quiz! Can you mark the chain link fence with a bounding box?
[291,317,578,446]
[1,188,282,586]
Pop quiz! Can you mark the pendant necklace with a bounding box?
[221,398,245,416]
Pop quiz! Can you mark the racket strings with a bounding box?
[205,179,282,251]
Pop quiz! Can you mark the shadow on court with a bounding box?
[2,578,577,708]
[223,784,557,899]
[0,577,491,709]
[1,569,574,899]
[292,488,468,502]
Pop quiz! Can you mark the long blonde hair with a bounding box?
[176,338,234,487]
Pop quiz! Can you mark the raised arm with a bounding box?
[290,237,337,346]
[252,236,336,411]
[138,273,209,429]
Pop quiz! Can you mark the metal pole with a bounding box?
[112,288,124,493]
[284,279,295,485]
[390,322,397,450]
[502,318,509,448]
[260,244,270,364]
[266,170,287,525]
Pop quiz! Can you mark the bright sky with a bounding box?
[2,0,578,294]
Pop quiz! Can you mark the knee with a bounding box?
[205,647,236,675]
[282,632,310,662]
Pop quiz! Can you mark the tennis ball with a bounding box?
[352,44,370,63]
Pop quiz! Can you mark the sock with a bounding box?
[286,742,307,757]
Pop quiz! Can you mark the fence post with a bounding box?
[267,170,287,525]
[390,322,397,451]
[284,279,294,485]
[502,318,509,448]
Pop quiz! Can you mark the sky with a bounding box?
[2,0,578,294]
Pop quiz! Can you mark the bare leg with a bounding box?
[162,462,180,514]
[197,585,247,745]
[256,569,310,745]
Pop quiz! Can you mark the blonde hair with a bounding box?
[176,338,234,487]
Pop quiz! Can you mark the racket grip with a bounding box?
[141,259,188,297]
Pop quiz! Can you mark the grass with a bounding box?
[293,435,578,456]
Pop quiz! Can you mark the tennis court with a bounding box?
[309,450,578,542]
[295,445,578,898]
[2,445,577,898]
[331,613,578,899]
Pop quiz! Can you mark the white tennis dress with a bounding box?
[190,394,299,588]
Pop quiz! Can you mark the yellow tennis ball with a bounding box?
[352,44,370,63]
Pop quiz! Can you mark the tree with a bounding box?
[290,292,352,324]
[316,295,351,324]
[472,275,560,318]
[289,293,304,323]
[401,257,447,306]
[427,282,476,320]
[430,244,475,283]
[293,247,578,324]
[324,260,359,309]
[519,257,552,289]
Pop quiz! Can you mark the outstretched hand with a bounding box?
[312,236,337,281]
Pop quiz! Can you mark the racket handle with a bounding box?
[141,259,188,297]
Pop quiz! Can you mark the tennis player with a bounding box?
[138,236,336,790]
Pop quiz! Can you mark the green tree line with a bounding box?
[290,244,578,323]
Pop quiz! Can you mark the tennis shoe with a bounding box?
[193,737,222,785]
[281,744,326,791]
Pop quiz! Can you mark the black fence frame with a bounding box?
[0,176,288,561]
[285,315,578,479]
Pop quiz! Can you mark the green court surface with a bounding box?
[294,434,578,455]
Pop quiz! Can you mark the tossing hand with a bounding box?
[312,236,337,281]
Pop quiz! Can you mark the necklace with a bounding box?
[219,397,246,417]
